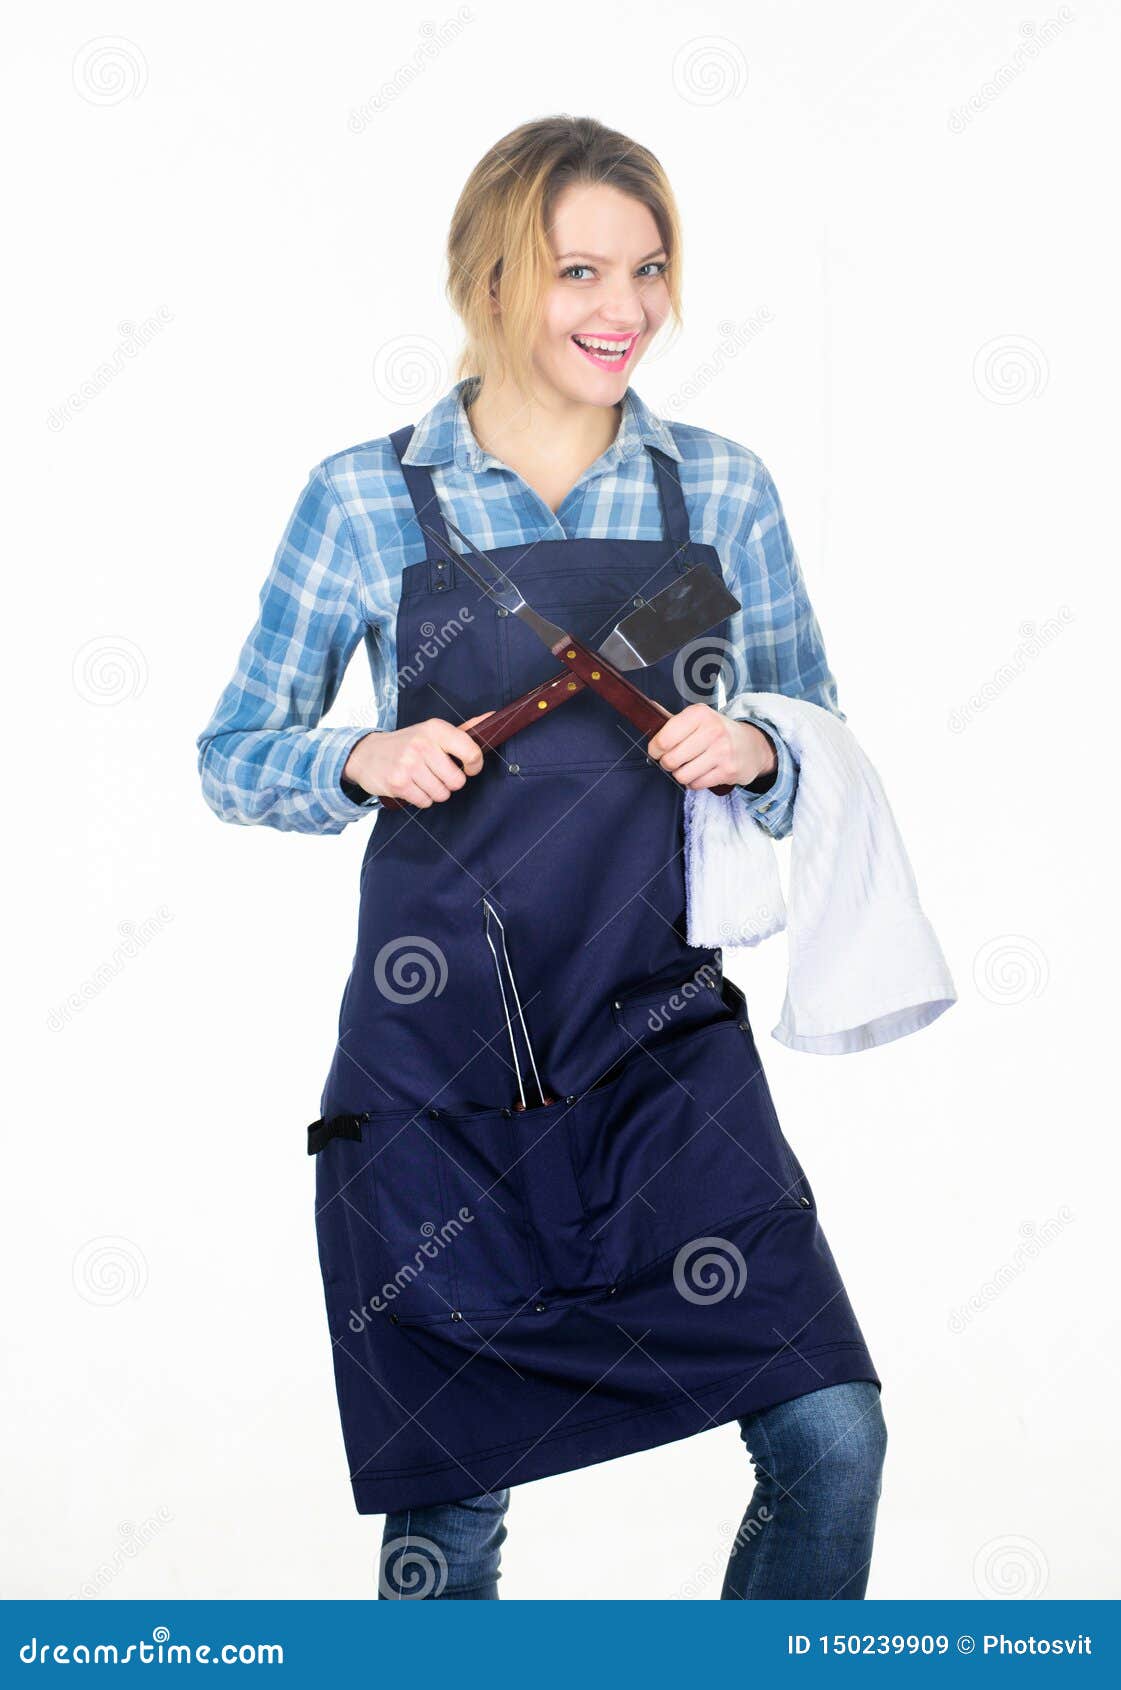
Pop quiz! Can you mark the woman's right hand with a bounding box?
[343,715,494,808]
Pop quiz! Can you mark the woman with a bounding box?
[197,115,887,1600]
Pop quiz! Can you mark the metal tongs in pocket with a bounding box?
[380,518,741,809]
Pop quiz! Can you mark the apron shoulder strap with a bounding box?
[389,424,452,555]
[646,445,693,553]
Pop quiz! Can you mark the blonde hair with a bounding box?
[446,115,684,400]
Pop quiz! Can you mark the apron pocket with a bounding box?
[567,1016,812,1287]
[312,1106,538,1329]
[610,952,734,1058]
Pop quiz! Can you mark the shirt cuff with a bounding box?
[315,729,383,822]
[724,708,797,835]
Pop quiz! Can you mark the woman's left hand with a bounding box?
[645,704,776,792]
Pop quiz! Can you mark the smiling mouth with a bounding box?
[570,332,639,368]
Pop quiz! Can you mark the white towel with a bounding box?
[683,694,957,1054]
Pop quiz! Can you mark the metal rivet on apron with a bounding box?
[389,1314,400,1325]
[565,1094,576,1105]
[800,1196,812,1208]
[738,1020,749,1031]
[508,763,520,774]
[501,1106,513,1118]
[497,606,508,616]
[433,581,447,590]
[613,1000,621,1009]
[632,595,645,606]
[534,1302,546,1313]
[451,1310,463,1321]
[427,1108,440,1119]
[608,1286,618,1296]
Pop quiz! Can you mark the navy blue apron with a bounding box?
[309,421,880,1514]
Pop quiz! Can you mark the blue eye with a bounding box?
[560,261,669,281]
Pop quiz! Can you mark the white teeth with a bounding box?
[574,335,632,355]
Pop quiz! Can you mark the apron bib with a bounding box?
[309,424,880,1513]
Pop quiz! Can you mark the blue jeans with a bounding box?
[377,1380,886,1599]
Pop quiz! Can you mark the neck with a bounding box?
[464,374,623,469]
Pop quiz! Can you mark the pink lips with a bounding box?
[570,332,640,372]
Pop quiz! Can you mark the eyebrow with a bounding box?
[555,247,668,264]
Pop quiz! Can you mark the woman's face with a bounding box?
[529,182,671,406]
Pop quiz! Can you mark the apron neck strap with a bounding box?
[389,426,692,555]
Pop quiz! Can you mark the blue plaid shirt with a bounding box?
[196,378,843,839]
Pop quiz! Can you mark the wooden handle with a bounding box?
[552,635,734,796]
[379,668,590,809]
[380,635,735,808]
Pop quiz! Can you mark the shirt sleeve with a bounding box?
[195,464,384,834]
[721,458,844,842]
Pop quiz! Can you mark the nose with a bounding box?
[596,275,646,332]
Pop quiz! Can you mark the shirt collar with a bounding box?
[401,375,682,472]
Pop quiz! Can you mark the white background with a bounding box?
[5,0,1118,1600]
